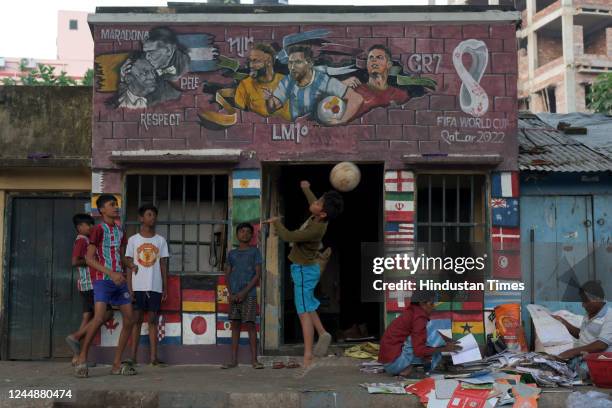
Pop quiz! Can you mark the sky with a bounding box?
[0,0,433,60]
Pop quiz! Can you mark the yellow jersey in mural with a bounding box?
[234,73,291,121]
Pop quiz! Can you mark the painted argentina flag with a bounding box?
[177,34,218,72]
[232,170,261,197]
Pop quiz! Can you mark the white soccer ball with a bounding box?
[330,162,361,192]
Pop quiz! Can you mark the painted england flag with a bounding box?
[385,171,415,193]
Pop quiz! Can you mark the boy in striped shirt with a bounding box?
[73,195,136,378]
[65,214,111,367]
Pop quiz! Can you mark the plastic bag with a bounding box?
[566,391,612,408]
[494,304,528,352]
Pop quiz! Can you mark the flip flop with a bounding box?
[65,336,80,356]
[286,361,300,369]
[221,363,238,369]
[314,332,332,357]
[272,361,285,369]
[150,359,167,367]
[74,363,88,378]
[111,362,137,376]
[252,362,264,369]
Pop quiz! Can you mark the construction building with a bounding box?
[516,0,612,113]
[450,0,612,113]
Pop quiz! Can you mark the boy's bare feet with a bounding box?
[314,332,332,357]
[398,366,413,377]
[303,354,314,368]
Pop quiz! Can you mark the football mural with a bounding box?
[96,26,438,126]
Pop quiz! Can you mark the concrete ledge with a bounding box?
[0,360,609,408]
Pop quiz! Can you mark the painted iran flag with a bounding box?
[385,192,415,222]
[182,313,215,345]
[385,170,415,193]
[492,172,519,198]
[232,170,261,197]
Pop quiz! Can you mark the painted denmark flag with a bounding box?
[492,227,520,251]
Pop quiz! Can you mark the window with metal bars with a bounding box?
[124,174,229,275]
[416,174,487,244]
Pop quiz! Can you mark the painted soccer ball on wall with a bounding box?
[316,96,346,126]
[330,162,361,192]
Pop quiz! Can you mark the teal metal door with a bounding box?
[593,195,612,298]
[521,195,594,312]
[6,197,86,360]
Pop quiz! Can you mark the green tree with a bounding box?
[588,73,612,114]
[19,64,77,86]
[81,68,94,86]
[1,77,18,86]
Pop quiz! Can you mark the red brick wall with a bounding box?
[537,34,563,67]
[585,27,608,55]
[91,22,518,173]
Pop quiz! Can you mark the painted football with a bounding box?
[316,95,346,125]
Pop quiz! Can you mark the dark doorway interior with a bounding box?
[279,163,383,344]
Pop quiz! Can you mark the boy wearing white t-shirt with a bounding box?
[126,204,169,366]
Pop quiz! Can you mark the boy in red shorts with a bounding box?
[65,213,112,367]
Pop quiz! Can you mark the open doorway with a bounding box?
[273,163,384,345]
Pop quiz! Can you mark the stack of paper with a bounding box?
[527,304,582,355]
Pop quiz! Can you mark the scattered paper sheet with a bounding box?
[435,379,459,399]
[451,334,482,365]
[426,389,452,408]
[459,374,495,384]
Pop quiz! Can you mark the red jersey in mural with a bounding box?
[353,84,410,119]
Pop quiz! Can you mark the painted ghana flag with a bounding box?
[452,312,485,344]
